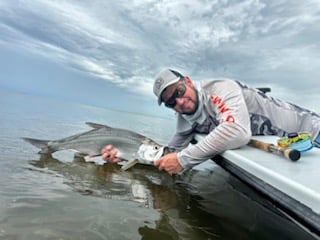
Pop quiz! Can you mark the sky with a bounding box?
[0,0,319,117]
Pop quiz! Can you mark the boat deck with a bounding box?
[195,135,320,237]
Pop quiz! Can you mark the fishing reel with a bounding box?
[277,132,314,152]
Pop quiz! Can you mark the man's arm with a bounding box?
[177,80,252,169]
[167,131,195,151]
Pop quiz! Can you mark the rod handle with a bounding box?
[248,139,300,161]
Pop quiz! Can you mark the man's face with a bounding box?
[161,77,198,115]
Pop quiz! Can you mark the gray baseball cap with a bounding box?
[153,69,184,105]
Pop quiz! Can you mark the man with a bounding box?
[101,69,320,174]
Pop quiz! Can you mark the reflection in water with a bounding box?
[28,154,222,239]
[27,154,316,240]
[29,154,175,206]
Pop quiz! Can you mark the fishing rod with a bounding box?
[248,139,301,161]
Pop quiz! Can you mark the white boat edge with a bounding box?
[194,134,320,237]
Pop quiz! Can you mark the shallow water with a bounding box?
[0,89,317,240]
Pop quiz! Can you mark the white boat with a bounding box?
[194,134,320,237]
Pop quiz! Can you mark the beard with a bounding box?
[183,90,199,115]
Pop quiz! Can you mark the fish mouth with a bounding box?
[121,145,173,171]
[158,146,173,158]
[162,146,172,156]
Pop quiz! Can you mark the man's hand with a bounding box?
[154,152,183,174]
[100,145,122,163]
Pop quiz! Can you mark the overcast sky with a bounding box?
[0,0,319,117]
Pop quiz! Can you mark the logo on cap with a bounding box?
[154,78,164,90]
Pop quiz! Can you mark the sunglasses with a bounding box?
[163,82,187,108]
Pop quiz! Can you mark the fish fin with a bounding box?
[74,152,87,158]
[85,122,112,129]
[73,155,86,163]
[22,137,52,154]
[121,159,139,171]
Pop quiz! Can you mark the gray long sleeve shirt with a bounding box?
[169,79,320,169]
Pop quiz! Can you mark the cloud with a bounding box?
[0,0,319,112]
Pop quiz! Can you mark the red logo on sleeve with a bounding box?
[210,95,235,123]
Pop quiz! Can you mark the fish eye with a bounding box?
[153,145,160,150]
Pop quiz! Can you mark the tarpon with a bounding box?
[23,122,168,170]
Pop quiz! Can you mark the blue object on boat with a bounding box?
[288,137,314,152]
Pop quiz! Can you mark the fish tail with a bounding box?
[22,137,52,154]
